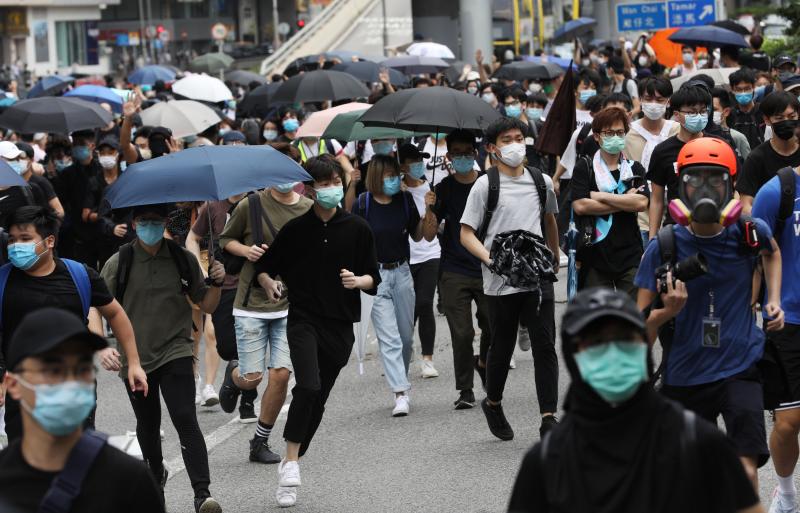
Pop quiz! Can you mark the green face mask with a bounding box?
[574,341,647,405]
[543,83,555,94]
[601,135,626,155]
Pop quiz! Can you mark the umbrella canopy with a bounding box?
[405,42,456,59]
[238,82,283,118]
[710,20,750,36]
[172,74,234,103]
[283,55,340,77]
[64,85,124,113]
[331,61,408,87]
[322,110,422,142]
[358,86,502,133]
[190,53,235,74]
[225,70,266,86]
[668,26,749,48]
[553,17,597,43]
[127,65,176,85]
[327,50,370,62]
[272,70,370,104]
[0,159,29,187]
[381,55,450,75]
[670,67,739,88]
[296,102,371,138]
[27,75,74,99]
[0,97,112,134]
[493,61,564,81]
[105,145,312,208]
[139,100,221,139]
[523,55,579,71]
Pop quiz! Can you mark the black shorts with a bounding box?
[771,323,800,410]
[661,365,769,467]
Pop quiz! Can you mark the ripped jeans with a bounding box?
[234,315,292,375]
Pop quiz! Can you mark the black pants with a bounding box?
[556,178,572,248]
[439,271,491,391]
[485,289,558,413]
[125,356,211,498]
[283,310,353,457]
[410,258,439,356]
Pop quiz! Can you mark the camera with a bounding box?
[655,253,708,294]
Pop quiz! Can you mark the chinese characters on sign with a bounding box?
[616,0,716,33]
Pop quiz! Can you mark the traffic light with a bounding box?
[296,19,306,29]
[156,25,165,34]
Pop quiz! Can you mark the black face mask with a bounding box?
[772,119,799,140]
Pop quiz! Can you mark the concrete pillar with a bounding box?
[593,0,613,42]
[459,0,492,64]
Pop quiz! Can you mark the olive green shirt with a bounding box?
[219,191,313,313]
[101,241,209,376]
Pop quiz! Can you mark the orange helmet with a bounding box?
[676,137,737,176]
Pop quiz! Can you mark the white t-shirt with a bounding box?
[576,109,592,129]
[406,182,441,264]
[612,79,639,99]
[422,137,451,187]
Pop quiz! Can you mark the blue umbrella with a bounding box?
[668,26,749,48]
[65,85,124,113]
[523,55,578,71]
[0,160,29,187]
[127,65,176,86]
[553,17,597,43]
[105,145,312,208]
[0,92,16,108]
[566,210,579,300]
[27,75,74,99]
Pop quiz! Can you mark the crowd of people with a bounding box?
[0,30,797,513]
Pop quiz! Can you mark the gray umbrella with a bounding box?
[0,97,112,134]
[381,55,451,75]
[493,61,564,81]
[225,70,267,85]
[140,100,222,139]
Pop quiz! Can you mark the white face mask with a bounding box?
[496,142,526,168]
[713,111,723,125]
[638,55,649,67]
[682,53,694,65]
[528,82,542,93]
[641,102,667,121]
[98,155,117,170]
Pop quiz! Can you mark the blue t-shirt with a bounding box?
[753,171,800,324]
[634,220,772,386]
[352,191,420,264]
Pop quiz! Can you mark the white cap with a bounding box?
[0,140,23,159]
[465,71,481,81]
[33,132,46,141]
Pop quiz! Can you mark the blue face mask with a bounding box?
[8,160,26,175]
[408,161,426,179]
[451,156,475,174]
[526,107,543,120]
[383,176,401,196]
[282,118,300,132]
[263,129,278,141]
[17,377,96,436]
[72,146,90,162]
[755,85,766,99]
[55,159,71,172]
[274,182,297,193]
[372,141,394,156]
[135,221,165,246]
[315,185,344,209]
[735,91,754,105]
[574,341,648,405]
[505,105,522,118]
[8,240,46,270]
[682,113,708,134]
[579,89,597,104]
[219,128,230,137]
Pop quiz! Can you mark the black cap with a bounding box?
[6,308,108,371]
[775,55,796,68]
[97,135,120,151]
[781,74,800,92]
[398,143,430,162]
[561,287,646,339]
[15,142,34,159]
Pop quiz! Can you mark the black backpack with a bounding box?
[775,166,797,240]
[223,193,276,276]
[477,165,548,242]
[115,238,194,303]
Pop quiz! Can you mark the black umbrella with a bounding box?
[442,60,466,85]
[553,17,597,43]
[271,70,371,104]
[225,70,267,86]
[668,26,749,48]
[332,61,408,87]
[710,20,751,36]
[493,61,564,81]
[238,82,284,118]
[0,97,113,134]
[283,55,340,77]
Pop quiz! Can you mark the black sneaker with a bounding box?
[539,414,559,438]
[249,435,282,464]
[481,398,514,441]
[454,389,476,410]
[194,496,222,513]
[219,360,241,414]
[474,356,486,391]
[239,400,257,424]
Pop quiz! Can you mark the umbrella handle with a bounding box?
[204,200,217,285]
[430,126,439,191]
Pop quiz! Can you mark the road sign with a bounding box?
[211,23,228,41]
[668,0,716,28]
[159,29,170,43]
[278,22,290,36]
[616,2,668,32]
[145,25,157,38]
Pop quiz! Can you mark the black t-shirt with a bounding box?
[571,157,648,274]
[726,103,765,150]
[53,159,102,240]
[433,175,483,278]
[351,191,420,264]
[736,140,800,197]
[646,135,685,201]
[0,184,49,229]
[29,175,56,202]
[0,438,164,513]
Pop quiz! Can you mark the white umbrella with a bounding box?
[670,67,739,89]
[140,100,221,138]
[172,74,234,103]
[406,42,455,59]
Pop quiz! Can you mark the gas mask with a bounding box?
[668,165,741,226]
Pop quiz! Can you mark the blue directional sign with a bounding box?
[617,0,717,32]
[668,0,716,28]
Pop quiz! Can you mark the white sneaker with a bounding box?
[392,394,410,417]
[278,459,301,487]
[509,357,516,369]
[421,360,439,378]
[770,487,799,513]
[195,375,202,405]
[517,324,531,351]
[200,384,219,407]
[276,485,297,507]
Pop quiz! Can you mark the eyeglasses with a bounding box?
[599,130,627,138]
[15,363,97,384]
[678,109,708,116]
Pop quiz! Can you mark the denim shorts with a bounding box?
[234,315,292,374]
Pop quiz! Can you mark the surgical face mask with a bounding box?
[505,104,522,119]
[135,221,165,246]
[372,141,394,156]
[219,127,230,137]
[282,118,300,132]
[263,129,278,141]
[451,156,475,174]
[16,377,96,436]
[755,85,766,98]
[682,53,694,65]
[408,161,426,179]
[72,146,90,162]
[8,160,26,175]
[772,119,799,140]
[482,92,496,104]
[432,132,447,141]
[98,155,117,170]
[581,58,590,67]
[682,113,707,134]
[54,159,72,172]
[314,185,344,209]
[274,182,297,193]
[467,86,479,95]
[698,58,708,68]
[590,54,600,64]
[528,82,542,93]
[601,135,626,155]
[139,148,152,160]
[496,142,526,168]
[8,240,47,270]
[383,175,401,196]
[641,102,667,121]
[526,107,543,120]
[574,341,648,405]
[713,111,723,125]
[543,83,555,94]
[735,91,754,105]
[579,89,596,104]
[638,55,649,67]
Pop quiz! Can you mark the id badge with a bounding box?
[702,316,721,348]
